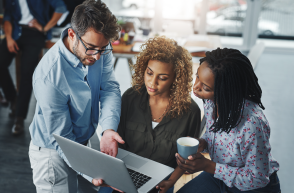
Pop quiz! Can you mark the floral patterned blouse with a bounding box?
[201,99,279,191]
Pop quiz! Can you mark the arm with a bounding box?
[99,52,121,133]
[3,19,19,53]
[44,12,63,32]
[99,52,124,157]
[156,106,206,192]
[214,116,274,190]
[117,90,129,150]
[156,166,186,193]
[29,12,63,33]
[29,0,67,32]
[44,0,67,31]
[176,116,275,191]
[34,79,93,183]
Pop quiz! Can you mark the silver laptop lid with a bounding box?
[53,134,138,193]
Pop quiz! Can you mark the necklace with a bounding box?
[149,98,169,122]
[151,107,167,122]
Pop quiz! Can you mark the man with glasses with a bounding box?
[29,0,124,192]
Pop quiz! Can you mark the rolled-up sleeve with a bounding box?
[46,0,68,13]
[34,79,93,183]
[3,2,12,21]
[99,52,121,135]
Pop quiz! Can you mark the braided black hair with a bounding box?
[200,48,265,134]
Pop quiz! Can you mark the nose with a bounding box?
[193,79,201,92]
[150,76,157,87]
[93,53,101,61]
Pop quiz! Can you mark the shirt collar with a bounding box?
[58,27,81,68]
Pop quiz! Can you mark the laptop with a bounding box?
[53,134,174,193]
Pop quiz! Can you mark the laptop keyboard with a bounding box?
[127,168,152,189]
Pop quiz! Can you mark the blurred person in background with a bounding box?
[0,0,67,135]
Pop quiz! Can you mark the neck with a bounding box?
[63,36,74,54]
[149,93,170,105]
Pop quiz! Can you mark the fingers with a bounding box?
[92,179,103,186]
[188,152,202,160]
[28,20,35,27]
[8,46,15,54]
[112,146,117,157]
[14,42,19,51]
[176,157,193,173]
[10,46,17,54]
[114,132,125,144]
[175,153,185,163]
[100,143,116,157]
[8,42,19,54]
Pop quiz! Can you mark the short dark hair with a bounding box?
[200,48,265,134]
[71,0,121,40]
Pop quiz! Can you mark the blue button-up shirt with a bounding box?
[29,28,121,182]
[3,0,67,40]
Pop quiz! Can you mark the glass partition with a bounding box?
[206,0,247,37]
[258,0,294,39]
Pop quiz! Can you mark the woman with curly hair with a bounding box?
[99,36,201,193]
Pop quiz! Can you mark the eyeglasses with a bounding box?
[75,31,113,56]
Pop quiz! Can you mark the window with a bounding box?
[206,0,247,37]
[258,0,294,39]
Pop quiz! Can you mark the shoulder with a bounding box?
[33,47,59,81]
[237,100,270,136]
[190,99,201,114]
[122,87,138,97]
[122,87,142,102]
[33,41,67,87]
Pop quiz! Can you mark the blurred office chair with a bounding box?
[247,42,265,70]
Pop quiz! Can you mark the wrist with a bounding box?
[6,35,13,41]
[167,177,177,184]
[102,129,115,135]
[204,159,216,174]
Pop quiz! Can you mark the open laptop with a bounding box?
[53,134,174,193]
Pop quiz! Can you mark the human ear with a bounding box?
[68,28,76,41]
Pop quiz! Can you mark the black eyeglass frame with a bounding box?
[75,30,113,56]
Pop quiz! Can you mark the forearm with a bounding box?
[168,166,186,183]
[4,21,13,39]
[44,12,63,32]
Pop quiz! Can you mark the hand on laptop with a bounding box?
[92,179,124,192]
[100,129,125,157]
[156,179,175,193]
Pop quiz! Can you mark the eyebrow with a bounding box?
[196,70,212,90]
[84,40,109,49]
[147,67,169,76]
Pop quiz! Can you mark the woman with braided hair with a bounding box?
[156,48,280,193]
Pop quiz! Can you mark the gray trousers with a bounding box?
[28,141,100,193]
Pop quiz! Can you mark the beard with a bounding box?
[73,40,96,66]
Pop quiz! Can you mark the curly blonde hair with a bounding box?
[131,36,193,119]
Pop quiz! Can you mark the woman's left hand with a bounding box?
[156,180,175,193]
[175,153,216,174]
